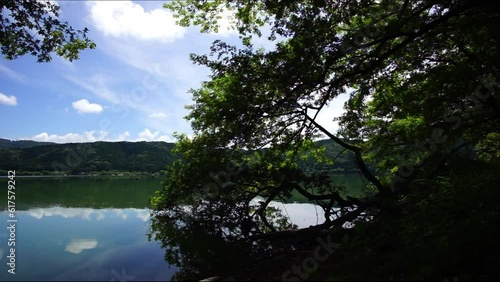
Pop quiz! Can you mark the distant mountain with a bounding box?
[0,141,177,175]
[0,138,55,149]
[298,139,359,173]
[0,139,358,175]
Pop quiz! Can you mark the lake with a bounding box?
[0,175,367,281]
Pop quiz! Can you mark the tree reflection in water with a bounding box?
[149,197,298,281]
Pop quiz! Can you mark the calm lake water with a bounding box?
[0,175,367,281]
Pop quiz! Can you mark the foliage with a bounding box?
[1,0,95,62]
[0,138,54,149]
[0,139,353,177]
[474,132,500,163]
[148,0,500,280]
[0,141,177,174]
[326,160,500,281]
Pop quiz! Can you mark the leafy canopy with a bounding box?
[1,0,95,62]
[151,0,500,280]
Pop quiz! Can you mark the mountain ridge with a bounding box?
[0,138,358,175]
[0,138,56,149]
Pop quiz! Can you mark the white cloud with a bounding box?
[72,99,104,114]
[65,74,124,105]
[138,128,158,140]
[65,71,178,130]
[32,131,109,143]
[148,112,167,119]
[78,15,211,136]
[0,92,17,106]
[136,128,173,142]
[87,1,185,42]
[158,135,174,142]
[117,131,130,140]
[29,129,174,143]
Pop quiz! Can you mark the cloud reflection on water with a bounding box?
[24,207,151,222]
[65,239,99,254]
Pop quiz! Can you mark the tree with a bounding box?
[151,0,500,280]
[1,0,95,62]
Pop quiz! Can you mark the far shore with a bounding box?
[0,173,165,178]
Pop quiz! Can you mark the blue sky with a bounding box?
[0,1,347,143]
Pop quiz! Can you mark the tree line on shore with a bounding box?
[0,138,357,176]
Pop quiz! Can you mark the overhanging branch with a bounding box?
[303,113,391,195]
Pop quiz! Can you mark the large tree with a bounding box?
[1,0,95,62]
[150,0,500,280]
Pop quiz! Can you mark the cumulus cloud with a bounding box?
[72,99,103,114]
[117,131,130,140]
[29,129,174,143]
[32,131,109,143]
[0,92,17,106]
[137,128,173,142]
[138,128,158,140]
[87,1,185,42]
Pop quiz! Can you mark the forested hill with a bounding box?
[0,141,177,175]
[0,139,357,175]
[0,138,55,149]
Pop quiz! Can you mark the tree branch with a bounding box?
[303,113,391,195]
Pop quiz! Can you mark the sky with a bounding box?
[0,0,348,144]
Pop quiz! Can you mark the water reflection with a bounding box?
[0,207,175,281]
[25,206,151,221]
[2,202,326,281]
[0,177,339,281]
[0,177,176,281]
[257,198,327,229]
[65,239,98,254]
[149,196,332,281]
